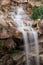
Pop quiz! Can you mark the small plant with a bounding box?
[32,6,43,20]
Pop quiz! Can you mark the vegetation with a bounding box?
[32,6,43,20]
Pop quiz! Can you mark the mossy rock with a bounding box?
[32,6,43,20]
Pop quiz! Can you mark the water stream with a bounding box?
[32,31,40,65]
[9,5,40,65]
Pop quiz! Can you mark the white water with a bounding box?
[32,31,40,65]
[9,5,40,65]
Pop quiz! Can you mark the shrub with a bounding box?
[32,6,43,20]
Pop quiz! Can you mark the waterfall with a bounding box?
[32,31,40,65]
[9,5,40,65]
[22,31,30,65]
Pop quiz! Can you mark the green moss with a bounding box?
[32,6,43,20]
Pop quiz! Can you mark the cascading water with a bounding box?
[32,31,40,65]
[9,5,40,65]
